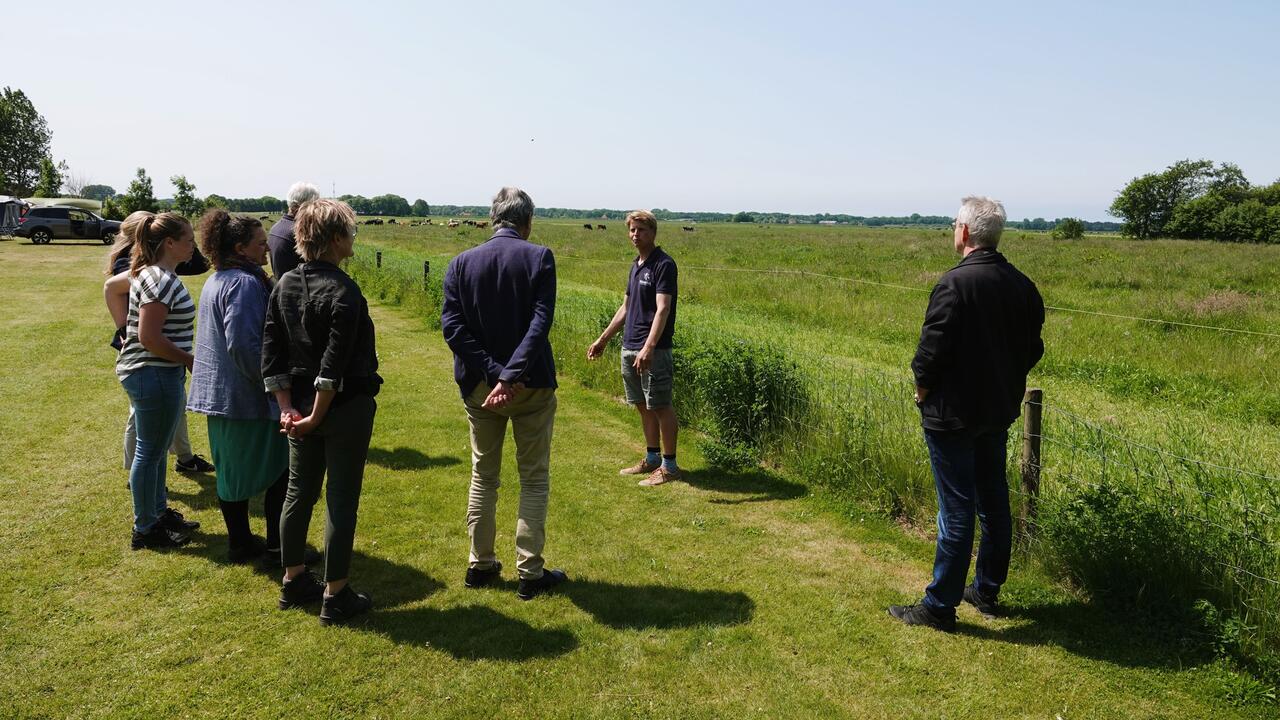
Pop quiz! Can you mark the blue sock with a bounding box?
[645,448,661,466]
[661,454,677,471]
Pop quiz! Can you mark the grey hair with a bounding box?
[490,186,534,230]
[286,181,321,213]
[956,196,1006,249]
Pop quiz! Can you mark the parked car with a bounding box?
[16,206,121,244]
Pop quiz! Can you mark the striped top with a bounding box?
[115,265,196,380]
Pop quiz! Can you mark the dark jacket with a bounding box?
[111,244,210,277]
[267,214,302,278]
[261,260,381,413]
[911,249,1044,432]
[441,227,557,398]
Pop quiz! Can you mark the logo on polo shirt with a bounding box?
[639,269,652,286]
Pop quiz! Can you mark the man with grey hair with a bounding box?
[441,186,568,601]
[889,196,1044,632]
[267,181,321,277]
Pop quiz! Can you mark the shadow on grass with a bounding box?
[369,605,579,660]
[562,578,754,630]
[366,446,463,471]
[683,466,807,505]
[952,600,1211,670]
[166,469,218,510]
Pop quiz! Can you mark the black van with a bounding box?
[16,206,121,244]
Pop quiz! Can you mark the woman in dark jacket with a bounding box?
[262,198,381,626]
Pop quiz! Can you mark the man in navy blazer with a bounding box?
[441,186,568,601]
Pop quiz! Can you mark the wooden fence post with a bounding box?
[422,260,430,290]
[376,251,382,268]
[1020,387,1043,542]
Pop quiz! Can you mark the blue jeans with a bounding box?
[122,366,186,532]
[922,426,1013,613]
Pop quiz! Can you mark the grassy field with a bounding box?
[340,218,1280,670]
[1,236,1276,717]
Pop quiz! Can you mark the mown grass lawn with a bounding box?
[0,238,1269,718]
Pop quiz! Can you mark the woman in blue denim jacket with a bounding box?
[187,210,289,563]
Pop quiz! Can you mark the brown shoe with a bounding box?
[638,466,681,486]
[619,460,660,476]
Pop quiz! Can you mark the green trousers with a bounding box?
[280,394,376,582]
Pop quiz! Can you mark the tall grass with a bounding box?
[346,228,1280,671]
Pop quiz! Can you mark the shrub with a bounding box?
[1051,217,1085,240]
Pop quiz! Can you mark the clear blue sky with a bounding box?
[11,0,1279,219]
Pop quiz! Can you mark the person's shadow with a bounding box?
[368,605,579,661]
[951,599,1213,670]
[561,578,755,630]
[682,466,807,505]
[165,471,218,510]
[366,446,463,471]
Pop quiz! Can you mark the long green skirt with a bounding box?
[206,417,288,502]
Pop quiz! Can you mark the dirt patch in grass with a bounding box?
[1182,290,1255,317]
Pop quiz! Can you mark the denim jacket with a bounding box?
[261,261,381,413]
[188,268,277,420]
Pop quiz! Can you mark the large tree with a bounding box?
[0,88,52,196]
[412,198,430,217]
[120,168,158,215]
[32,157,64,197]
[170,175,202,217]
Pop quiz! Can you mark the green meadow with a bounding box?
[0,222,1276,717]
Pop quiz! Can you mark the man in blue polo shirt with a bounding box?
[588,210,680,486]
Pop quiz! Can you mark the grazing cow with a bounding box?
[259,215,270,220]
[583,223,593,230]
[596,224,606,230]
[448,220,460,228]
[388,218,398,224]
[682,225,695,232]
[475,221,488,229]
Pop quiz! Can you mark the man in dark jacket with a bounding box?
[890,196,1045,632]
[441,186,567,601]
[267,181,320,278]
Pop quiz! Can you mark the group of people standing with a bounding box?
[103,183,1042,633]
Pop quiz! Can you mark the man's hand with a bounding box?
[914,385,930,405]
[587,338,606,361]
[632,346,654,374]
[483,380,525,409]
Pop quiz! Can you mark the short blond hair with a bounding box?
[294,199,356,262]
[625,210,658,234]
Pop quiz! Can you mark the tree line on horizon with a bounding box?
[1110,159,1280,243]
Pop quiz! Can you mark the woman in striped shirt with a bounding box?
[117,212,200,550]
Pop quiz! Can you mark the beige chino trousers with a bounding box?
[463,382,557,580]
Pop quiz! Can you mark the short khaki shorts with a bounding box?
[620,348,674,409]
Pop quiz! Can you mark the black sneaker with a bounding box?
[131,525,191,550]
[465,561,503,589]
[228,535,269,564]
[516,568,568,601]
[278,570,325,610]
[160,507,200,532]
[175,454,215,473]
[888,602,956,632]
[319,586,373,626]
[963,585,1001,618]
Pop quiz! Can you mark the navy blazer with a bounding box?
[441,227,557,397]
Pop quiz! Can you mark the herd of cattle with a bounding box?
[253,213,697,232]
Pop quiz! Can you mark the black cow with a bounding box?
[582,223,593,230]
[682,225,695,232]
[596,224,606,230]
